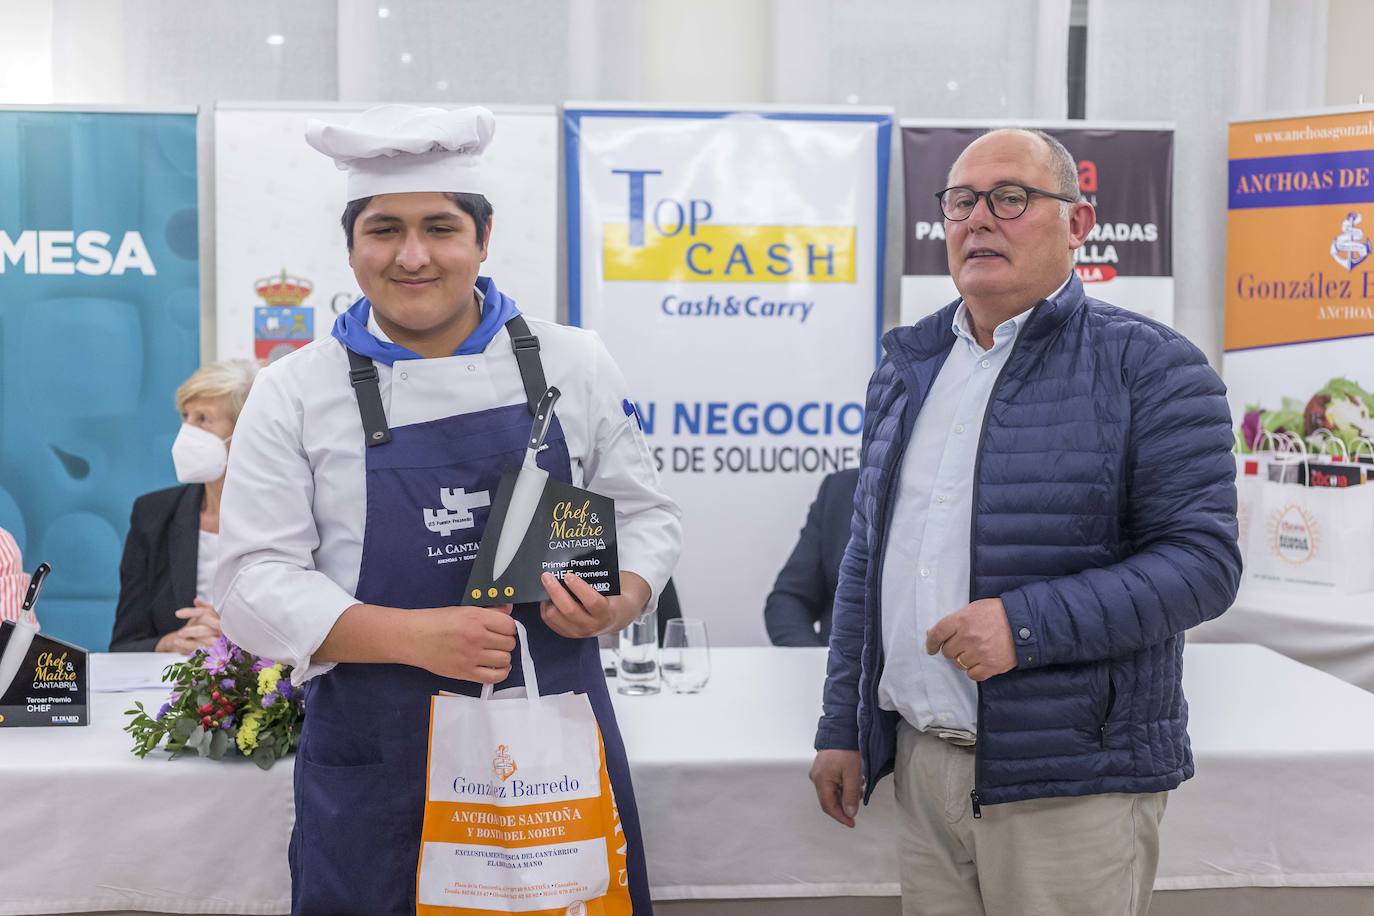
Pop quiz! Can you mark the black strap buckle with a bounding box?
[511,334,540,353]
[349,364,379,387]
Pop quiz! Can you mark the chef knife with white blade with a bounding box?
[491,387,561,580]
[0,562,51,699]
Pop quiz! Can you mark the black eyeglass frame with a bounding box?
[934,183,1079,221]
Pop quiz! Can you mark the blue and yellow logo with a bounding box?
[602,169,855,283]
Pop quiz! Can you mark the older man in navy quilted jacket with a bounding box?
[810,128,1241,915]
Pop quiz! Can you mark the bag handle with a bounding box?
[479,618,541,704]
[1308,428,1350,462]
[1273,432,1307,462]
[1353,436,1374,461]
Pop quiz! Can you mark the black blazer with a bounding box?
[110,484,203,652]
[763,468,860,647]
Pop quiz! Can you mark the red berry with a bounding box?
[211,690,221,701]
[223,703,235,714]
[198,703,213,716]
[200,716,211,727]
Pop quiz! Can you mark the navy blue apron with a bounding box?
[289,315,653,914]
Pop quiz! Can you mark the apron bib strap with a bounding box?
[343,315,551,447]
[505,314,549,414]
[346,348,392,447]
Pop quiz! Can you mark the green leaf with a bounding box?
[208,728,228,760]
[258,732,277,749]
[172,716,197,740]
[186,726,210,755]
[252,747,276,771]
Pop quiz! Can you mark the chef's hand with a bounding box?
[157,600,222,654]
[540,571,651,639]
[412,604,517,684]
[810,749,863,828]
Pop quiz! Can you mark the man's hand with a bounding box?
[156,599,223,654]
[409,604,517,683]
[810,749,863,828]
[540,571,650,639]
[925,597,1017,682]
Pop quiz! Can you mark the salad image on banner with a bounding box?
[565,104,891,646]
[900,121,1174,327]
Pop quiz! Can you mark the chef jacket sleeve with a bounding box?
[579,332,683,613]
[215,364,356,685]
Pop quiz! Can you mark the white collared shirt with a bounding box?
[216,309,683,685]
[877,275,1070,733]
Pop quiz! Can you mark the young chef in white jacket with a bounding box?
[216,104,681,915]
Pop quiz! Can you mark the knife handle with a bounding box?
[21,563,51,612]
[527,387,562,451]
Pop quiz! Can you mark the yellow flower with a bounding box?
[236,710,264,753]
[257,664,283,697]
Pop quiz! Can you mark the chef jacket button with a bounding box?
[467,364,477,372]
[1018,627,1031,640]
[399,371,408,380]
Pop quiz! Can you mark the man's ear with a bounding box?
[481,216,494,261]
[1067,200,1096,251]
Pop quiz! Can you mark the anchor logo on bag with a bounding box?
[423,487,491,537]
[492,743,518,781]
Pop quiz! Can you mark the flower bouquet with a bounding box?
[124,636,303,770]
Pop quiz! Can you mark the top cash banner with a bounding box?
[901,122,1174,327]
[1225,109,1374,447]
[565,105,891,646]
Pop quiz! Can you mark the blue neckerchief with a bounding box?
[331,276,521,366]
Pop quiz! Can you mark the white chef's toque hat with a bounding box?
[304,104,496,201]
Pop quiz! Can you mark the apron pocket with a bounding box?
[297,755,414,914]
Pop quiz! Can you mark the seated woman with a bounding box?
[110,359,259,653]
[0,527,40,629]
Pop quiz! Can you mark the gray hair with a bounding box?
[948,128,1082,215]
[175,358,261,425]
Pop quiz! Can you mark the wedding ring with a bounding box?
[956,654,971,671]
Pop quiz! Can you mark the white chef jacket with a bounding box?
[215,309,683,685]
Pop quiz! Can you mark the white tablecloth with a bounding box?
[1192,584,1374,691]
[3,644,1374,914]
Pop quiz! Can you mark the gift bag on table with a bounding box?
[1248,437,1374,593]
[416,620,631,915]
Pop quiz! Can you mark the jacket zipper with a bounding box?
[865,386,914,794]
[968,315,1033,821]
[1100,671,1117,749]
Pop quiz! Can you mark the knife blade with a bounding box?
[491,388,561,581]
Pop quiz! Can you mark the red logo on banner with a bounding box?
[1078,159,1098,194]
[1075,264,1117,283]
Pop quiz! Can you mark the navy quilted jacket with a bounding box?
[815,275,1241,807]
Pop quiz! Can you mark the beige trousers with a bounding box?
[893,720,1167,916]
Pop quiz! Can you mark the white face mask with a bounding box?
[171,423,229,484]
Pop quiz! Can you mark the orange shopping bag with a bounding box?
[416,620,632,915]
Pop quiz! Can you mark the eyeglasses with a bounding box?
[935,184,1078,221]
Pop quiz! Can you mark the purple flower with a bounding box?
[203,637,235,675]
[261,691,278,708]
[220,678,235,690]
[251,657,273,672]
[1242,409,1264,450]
[156,702,171,720]
[220,714,235,730]
[278,679,294,701]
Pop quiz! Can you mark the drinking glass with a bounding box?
[661,618,710,694]
[616,607,660,695]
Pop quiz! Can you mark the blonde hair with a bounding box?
[174,359,261,425]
